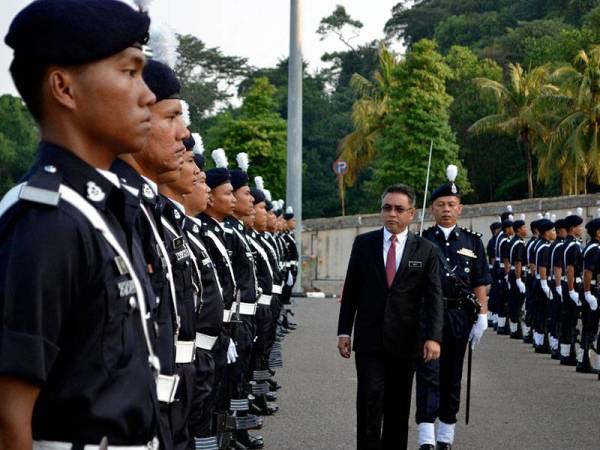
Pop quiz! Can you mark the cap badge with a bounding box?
[86,181,105,202]
[142,184,154,200]
[193,224,200,233]
[451,183,458,194]
[173,209,181,220]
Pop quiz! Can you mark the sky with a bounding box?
[0,0,402,96]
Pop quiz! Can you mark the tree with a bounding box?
[541,46,600,194]
[337,44,401,187]
[469,63,557,198]
[0,95,38,195]
[370,39,470,200]
[203,77,287,199]
[316,5,363,51]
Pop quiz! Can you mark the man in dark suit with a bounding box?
[337,183,444,450]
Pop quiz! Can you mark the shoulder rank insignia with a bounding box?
[460,227,482,238]
[457,247,477,258]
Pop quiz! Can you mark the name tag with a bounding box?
[201,257,212,266]
[408,261,423,268]
[174,248,190,262]
[117,279,136,297]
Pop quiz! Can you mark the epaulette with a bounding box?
[222,223,233,234]
[460,226,482,238]
[19,165,62,207]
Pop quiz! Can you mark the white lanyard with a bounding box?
[186,225,225,297]
[248,234,274,281]
[204,229,237,292]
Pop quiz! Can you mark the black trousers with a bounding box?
[416,309,470,425]
[354,351,416,450]
[189,348,216,439]
[559,282,579,345]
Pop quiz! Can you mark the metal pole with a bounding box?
[419,140,434,235]
[287,0,303,292]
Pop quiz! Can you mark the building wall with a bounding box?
[299,193,600,295]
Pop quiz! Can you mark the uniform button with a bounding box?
[44,165,57,173]
[446,242,450,246]
[445,273,450,277]
[129,296,137,308]
[446,257,450,261]
[165,273,171,280]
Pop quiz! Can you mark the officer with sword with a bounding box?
[416,164,491,450]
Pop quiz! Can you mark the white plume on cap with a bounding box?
[133,0,153,12]
[263,189,272,202]
[537,213,543,219]
[236,153,250,172]
[576,207,583,217]
[211,148,228,168]
[520,213,526,220]
[276,200,284,211]
[149,22,179,68]
[180,100,191,127]
[545,212,551,219]
[255,176,264,191]
[551,214,557,222]
[286,206,294,215]
[567,211,573,216]
[446,165,458,182]
[508,214,514,221]
[192,133,204,155]
[507,205,513,213]
[596,208,600,218]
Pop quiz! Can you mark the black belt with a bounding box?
[443,297,469,309]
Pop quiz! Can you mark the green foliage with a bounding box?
[370,40,469,201]
[0,95,38,195]
[204,78,287,199]
[316,5,363,50]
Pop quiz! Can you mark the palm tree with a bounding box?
[542,46,600,195]
[337,44,401,187]
[468,63,557,198]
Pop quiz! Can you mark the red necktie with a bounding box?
[386,235,397,287]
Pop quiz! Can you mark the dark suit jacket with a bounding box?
[337,228,443,358]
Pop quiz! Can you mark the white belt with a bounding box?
[495,257,501,262]
[175,340,195,364]
[34,441,153,450]
[237,302,257,316]
[536,274,541,279]
[510,265,516,270]
[195,332,218,351]
[272,284,283,295]
[561,276,583,283]
[488,264,494,269]
[223,309,232,322]
[284,262,291,268]
[592,280,597,286]
[290,261,298,266]
[258,294,272,306]
[157,374,180,404]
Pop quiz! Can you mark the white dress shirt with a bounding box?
[437,224,456,241]
[383,227,409,271]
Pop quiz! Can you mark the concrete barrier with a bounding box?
[300,193,600,295]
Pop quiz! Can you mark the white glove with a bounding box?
[469,314,488,350]
[227,339,238,364]
[555,285,563,301]
[540,280,552,300]
[516,279,526,294]
[584,291,598,311]
[287,271,294,286]
[569,290,581,306]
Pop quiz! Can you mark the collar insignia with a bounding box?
[142,184,154,200]
[173,209,181,220]
[86,181,105,202]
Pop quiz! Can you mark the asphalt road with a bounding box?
[259,297,600,450]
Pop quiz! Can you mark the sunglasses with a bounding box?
[381,204,414,214]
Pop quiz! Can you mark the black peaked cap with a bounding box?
[6,0,150,65]
[585,218,600,236]
[205,168,230,189]
[430,182,460,203]
[564,214,583,229]
[537,219,555,234]
[250,188,265,204]
[230,170,249,191]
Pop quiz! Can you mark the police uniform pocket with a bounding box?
[102,273,136,373]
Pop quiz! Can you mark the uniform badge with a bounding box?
[86,181,105,202]
[193,224,200,233]
[173,209,181,220]
[114,256,129,275]
[409,261,423,268]
[451,183,458,194]
[172,237,184,249]
[465,267,471,273]
[142,184,154,200]
[457,248,477,258]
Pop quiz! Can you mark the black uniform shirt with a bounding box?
[422,225,491,298]
[248,229,275,294]
[583,239,600,276]
[184,217,224,336]
[550,236,565,275]
[0,143,157,445]
[526,237,540,268]
[225,217,258,303]
[563,235,583,276]
[535,239,551,275]
[509,236,526,266]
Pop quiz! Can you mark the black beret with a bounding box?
[490,222,502,231]
[265,200,273,212]
[430,182,460,203]
[564,214,583,229]
[585,218,600,237]
[537,219,555,234]
[250,188,265,204]
[500,212,513,222]
[554,219,567,230]
[143,60,181,102]
[502,219,514,229]
[275,208,283,218]
[193,154,205,170]
[183,133,195,151]
[284,212,295,220]
[205,168,230,189]
[230,170,249,191]
[513,220,526,231]
[6,0,150,65]
[530,220,539,232]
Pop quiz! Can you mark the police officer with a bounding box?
[486,222,502,326]
[578,216,600,373]
[548,219,568,359]
[523,218,543,343]
[416,166,491,450]
[497,218,515,335]
[507,218,528,339]
[532,219,556,353]
[0,0,160,447]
